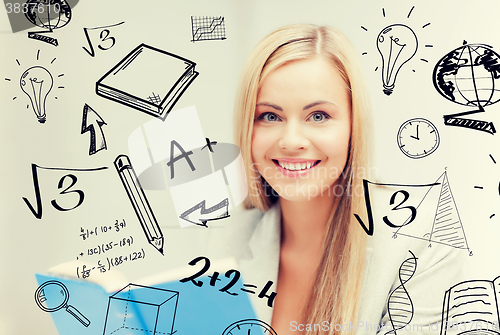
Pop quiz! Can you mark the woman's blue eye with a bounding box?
[258,112,280,122]
[309,112,329,122]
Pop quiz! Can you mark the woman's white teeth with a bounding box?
[278,161,314,171]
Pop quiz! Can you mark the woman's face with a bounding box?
[252,56,351,202]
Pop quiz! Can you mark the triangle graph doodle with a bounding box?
[393,171,470,253]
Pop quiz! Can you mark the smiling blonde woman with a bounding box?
[211,23,465,335]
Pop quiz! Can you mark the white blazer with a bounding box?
[207,202,466,334]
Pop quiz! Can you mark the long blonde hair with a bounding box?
[234,24,373,334]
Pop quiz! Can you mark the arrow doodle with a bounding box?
[179,198,229,227]
[81,103,107,155]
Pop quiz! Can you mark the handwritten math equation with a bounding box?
[180,256,277,308]
[76,236,133,260]
[76,248,145,279]
[79,219,127,241]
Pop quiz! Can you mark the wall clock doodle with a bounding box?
[397,118,440,159]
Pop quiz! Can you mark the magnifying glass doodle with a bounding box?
[34,280,91,327]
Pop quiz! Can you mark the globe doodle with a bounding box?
[433,42,500,109]
[24,0,72,32]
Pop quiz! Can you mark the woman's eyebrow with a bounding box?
[256,102,283,111]
[303,100,338,110]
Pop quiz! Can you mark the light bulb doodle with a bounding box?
[360,6,433,96]
[25,0,72,46]
[377,24,418,95]
[20,66,53,123]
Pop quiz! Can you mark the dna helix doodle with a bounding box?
[385,250,418,335]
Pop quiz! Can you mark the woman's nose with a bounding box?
[278,121,310,151]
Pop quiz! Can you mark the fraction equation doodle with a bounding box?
[76,248,145,279]
[179,256,277,307]
[79,219,126,240]
[76,236,133,260]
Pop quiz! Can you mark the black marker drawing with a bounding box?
[440,276,500,334]
[81,104,107,155]
[20,66,53,123]
[474,154,498,220]
[96,44,199,120]
[6,51,65,122]
[22,164,107,219]
[221,319,277,335]
[385,251,417,335]
[82,21,125,57]
[180,256,277,307]
[25,0,72,46]
[114,155,164,255]
[433,41,500,135]
[179,198,229,227]
[190,16,226,42]
[360,7,433,95]
[102,283,178,335]
[355,172,471,253]
[377,24,418,95]
[397,118,440,159]
[35,280,90,327]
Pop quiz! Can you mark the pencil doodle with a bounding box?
[433,41,500,134]
[397,118,440,159]
[102,283,179,335]
[474,154,498,220]
[35,280,90,327]
[6,51,64,123]
[355,171,471,253]
[385,251,417,335]
[180,256,277,307]
[191,16,227,42]
[25,0,72,46]
[221,319,277,335]
[22,164,108,219]
[82,21,125,57]
[114,155,164,255]
[81,104,107,156]
[179,198,229,227]
[440,276,500,334]
[96,44,199,120]
[360,6,433,95]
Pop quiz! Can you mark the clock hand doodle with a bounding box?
[397,118,440,159]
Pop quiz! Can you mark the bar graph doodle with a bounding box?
[190,16,226,42]
[114,155,164,255]
[35,280,91,327]
[433,41,500,134]
[360,6,433,95]
[25,0,72,46]
[354,171,471,253]
[102,284,179,335]
[81,104,107,155]
[385,251,417,335]
[96,44,199,120]
[22,164,108,219]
